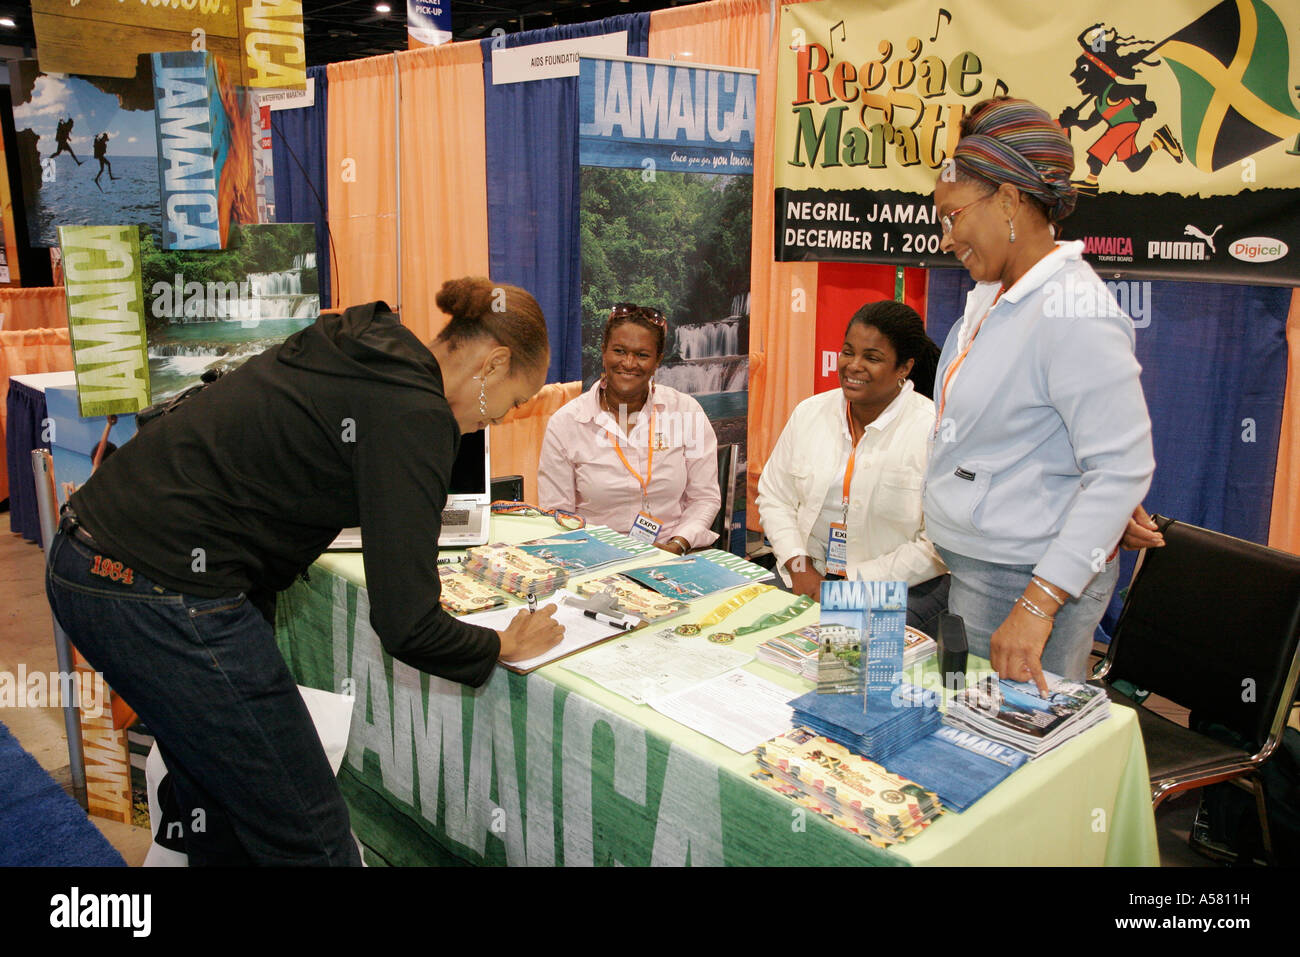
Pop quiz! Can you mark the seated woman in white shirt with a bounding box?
[538,303,721,555]
[756,300,948,632]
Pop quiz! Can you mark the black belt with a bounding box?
[59,507,98,549]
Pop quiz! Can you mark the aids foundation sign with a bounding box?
[774,0,1300,284]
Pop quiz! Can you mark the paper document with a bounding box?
[459,590,625,672]
[648,669,795,754]
[559,628,752,704]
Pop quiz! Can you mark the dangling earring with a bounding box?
[475,375,488,417]
[1008,218,1016,243]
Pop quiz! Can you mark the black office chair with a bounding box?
[1093,514,1300,858]
[711,443,738,555]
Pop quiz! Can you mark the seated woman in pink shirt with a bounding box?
[539,303,721,555]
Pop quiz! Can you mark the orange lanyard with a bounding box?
[935,286,1004,434]
[608,408,655,505]
[839,403,866,522]
[842,403,860,510]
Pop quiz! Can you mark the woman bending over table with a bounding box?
[756,300,949,634]
[539,303,721,555]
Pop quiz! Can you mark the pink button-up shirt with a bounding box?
[538,381,721,549]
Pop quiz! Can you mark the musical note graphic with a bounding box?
[930,8,951,43]
[828,20,846,57]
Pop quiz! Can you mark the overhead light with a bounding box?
[0,17,15,28]
[375,3,391,12]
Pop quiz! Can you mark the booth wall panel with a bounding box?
[327,57,399,311]
[396,42,491,343]
[271,64,332,310]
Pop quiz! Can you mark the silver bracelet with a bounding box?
[1017,595,1056,621]
[1030,576,1067,605]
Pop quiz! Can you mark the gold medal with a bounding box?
[708,631,735,644]
[674,623,701,636]
[671,583,773,638]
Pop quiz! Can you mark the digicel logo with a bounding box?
[1229,237,1288,263]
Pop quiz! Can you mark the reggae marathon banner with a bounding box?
[774,0,1300,284]
[578,56,757,551]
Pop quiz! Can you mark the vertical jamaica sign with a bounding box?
[59,225,151,417]
[578,55,758,553]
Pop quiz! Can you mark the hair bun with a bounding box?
[436,277,495,324]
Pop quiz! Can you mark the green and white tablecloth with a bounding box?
[274,517,1160,866]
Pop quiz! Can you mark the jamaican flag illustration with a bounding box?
[1158,0,1300,171]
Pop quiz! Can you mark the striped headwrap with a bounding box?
[953,99,1077,222]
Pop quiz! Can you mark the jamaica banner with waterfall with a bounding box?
[775,0,1300,284]
[578,55,756,553]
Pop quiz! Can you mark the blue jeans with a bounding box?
[934,545,1118,682]
[45,526,361,866]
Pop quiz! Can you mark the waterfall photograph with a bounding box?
[580,166,753,547]
[141,222,320,400]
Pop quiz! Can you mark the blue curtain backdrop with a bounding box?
[925,267,1290,633]
[271,64,332,309]
[482,15,650,384]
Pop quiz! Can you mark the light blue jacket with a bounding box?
[923,241,1155,597]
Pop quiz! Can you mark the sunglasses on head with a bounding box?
[610,302,667,328]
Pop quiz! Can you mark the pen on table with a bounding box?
[584,610,633,631]
[527,592,537,614]
[437,556,463,565]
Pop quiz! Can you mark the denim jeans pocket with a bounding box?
[1081,557,1119,603]
[184,593,249,617]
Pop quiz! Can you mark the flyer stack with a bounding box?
[752,727,943,845]
[944,673,1112,760]
[788,683,943,762]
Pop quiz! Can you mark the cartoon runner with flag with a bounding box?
[1057,23,1184,196]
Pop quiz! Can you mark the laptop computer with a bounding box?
[328,427,492,551]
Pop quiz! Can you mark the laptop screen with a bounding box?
[447,427,489,498]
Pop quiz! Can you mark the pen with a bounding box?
[527,592,537,614]
[437,556,463,565]
[584,610,632,631]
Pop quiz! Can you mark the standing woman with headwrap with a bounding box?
[926,98,1155,691]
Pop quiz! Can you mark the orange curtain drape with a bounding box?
[327,56,400,311]
[328,41,491,343]
[395,41,491,342]
[651,0,819,529]
[1269,288,1300,555]
[0,287,67,332]
[0,328,74,501]
[489,381,582,504]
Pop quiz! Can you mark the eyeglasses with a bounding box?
[610,302,667,328]
[939,193,995,235]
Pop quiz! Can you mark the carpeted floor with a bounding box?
[0,718,125,866]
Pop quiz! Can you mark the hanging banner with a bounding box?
[579,56,757,552]
[11,58,158,250]
[32,0,306,90]
[59,225,151,418]
[774,0,1300,284]
[408,0,453,48]
[151,51,258,250]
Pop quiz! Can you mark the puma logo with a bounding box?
[1184,223,1223,254]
